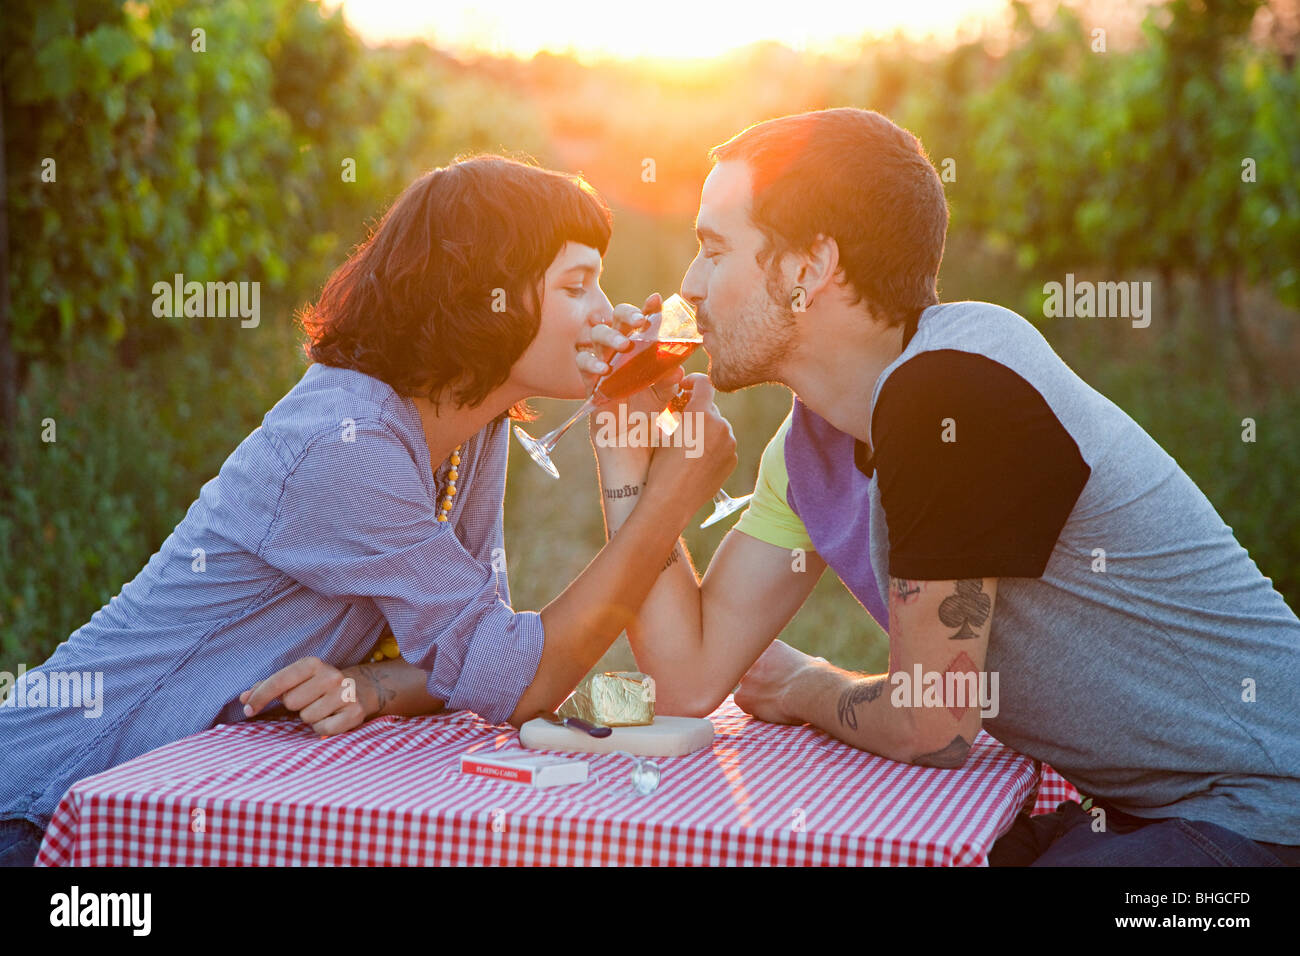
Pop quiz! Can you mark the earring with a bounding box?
[791,286,809,312]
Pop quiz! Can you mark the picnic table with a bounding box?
[36,696,1079,866]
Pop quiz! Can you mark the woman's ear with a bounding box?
[520,276,544,320]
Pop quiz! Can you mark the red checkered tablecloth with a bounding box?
[1033,763,1082,815]
[37,697,1071,866]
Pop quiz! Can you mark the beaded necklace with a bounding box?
[435,444,462,523]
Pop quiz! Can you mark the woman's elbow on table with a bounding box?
[650,679,727,719]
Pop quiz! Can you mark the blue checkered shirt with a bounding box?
[0,363,544,828]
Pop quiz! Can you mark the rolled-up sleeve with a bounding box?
[256,420,544,724]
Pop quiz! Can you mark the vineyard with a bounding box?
[2,0,1297,673]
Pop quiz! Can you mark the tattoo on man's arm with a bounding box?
[911,734,971,768]
[888,578,923,623]
[603,483,642,501]
[938,579,991,640]
[836,679,886,731]
[892,578,923,603]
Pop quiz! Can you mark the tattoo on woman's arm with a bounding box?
[603,483,642,500]
[360,666,397,716]
[662,542,682,572]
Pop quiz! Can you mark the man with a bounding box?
[592,107,1300,865]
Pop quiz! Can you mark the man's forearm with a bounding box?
[786,662,918,763]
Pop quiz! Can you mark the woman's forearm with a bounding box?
[513,487,698,725]
[342,658,444,719]
[595,450,709,710]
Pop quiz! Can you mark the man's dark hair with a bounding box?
[709,108,948,326]
[298,155,613,421]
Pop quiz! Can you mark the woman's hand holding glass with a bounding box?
[584,292,687,472]
[517,293,694,478]
[584,297,751,528]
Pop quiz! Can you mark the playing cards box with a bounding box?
[459,750,589,788]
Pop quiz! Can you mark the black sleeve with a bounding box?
[869,350,1091,580]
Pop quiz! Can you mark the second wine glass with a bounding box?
[700,488,753,528]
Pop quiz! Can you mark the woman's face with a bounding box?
[509,242,614,400]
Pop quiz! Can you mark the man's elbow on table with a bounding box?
[905,720,979,769]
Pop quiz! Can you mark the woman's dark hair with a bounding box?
[298,155,613,421]
[709,108,948,327]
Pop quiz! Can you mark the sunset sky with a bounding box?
[321,0,1025,59]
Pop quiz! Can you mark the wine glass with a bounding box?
[513,294,702,479]
[700,488,753,528]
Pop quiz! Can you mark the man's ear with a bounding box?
[797,234,841,304]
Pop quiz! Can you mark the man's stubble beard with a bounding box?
[705,287,799,393]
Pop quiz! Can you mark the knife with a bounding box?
[533,711,612,738]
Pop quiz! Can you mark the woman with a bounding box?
[0,155,736,865]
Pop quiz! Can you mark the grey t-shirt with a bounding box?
[860,301,1300,845]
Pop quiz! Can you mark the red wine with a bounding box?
[593,338,698,402]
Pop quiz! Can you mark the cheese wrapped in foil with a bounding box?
[557,671,655,727]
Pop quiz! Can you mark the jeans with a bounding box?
[0,818,46,867]
[990,799,1300,866]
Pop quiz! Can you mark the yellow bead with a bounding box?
[450,454,461,466]
[448,469,458,481]
[442,499,453,511]
[437,514,448,522]
[446,486,456,497]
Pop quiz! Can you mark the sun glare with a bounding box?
[322,0,1014,60]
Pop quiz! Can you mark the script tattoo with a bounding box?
[603,483,641,500]
[836,679,886,731]
[938,579,991,640]
[912,734,971,768]
[662,542,682,572]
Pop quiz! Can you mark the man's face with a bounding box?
[680,160,798,392]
